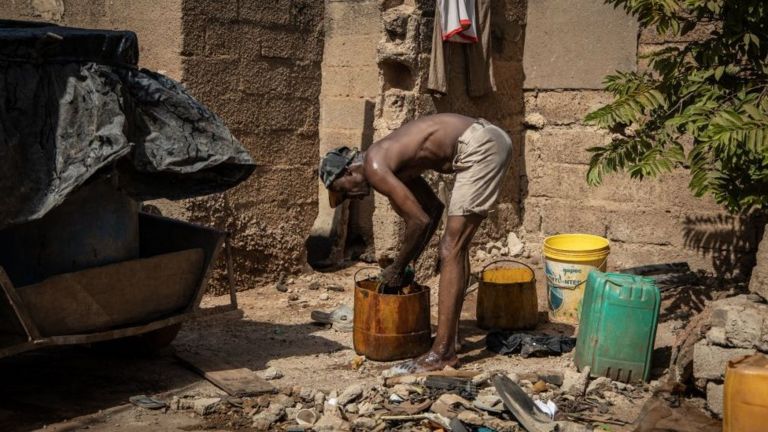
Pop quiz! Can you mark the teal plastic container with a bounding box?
[575,271,660,383]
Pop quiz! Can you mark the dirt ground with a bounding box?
[0,262,717,432]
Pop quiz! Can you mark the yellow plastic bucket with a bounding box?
[543,234,609,324]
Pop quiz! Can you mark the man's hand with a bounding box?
[380,265,405,289]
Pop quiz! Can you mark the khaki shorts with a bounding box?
[448,119,513,217]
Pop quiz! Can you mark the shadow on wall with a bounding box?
[682,213,766,277]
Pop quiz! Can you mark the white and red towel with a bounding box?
[438,0,478,43]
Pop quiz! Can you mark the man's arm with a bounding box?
[366,169,442,286]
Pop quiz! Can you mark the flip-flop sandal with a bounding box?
[310,304,353,332]
[129,395,167,410]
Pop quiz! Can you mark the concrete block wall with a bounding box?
[519,1,762,275]
[2,0,183,78]
[179,0,325,287]
[307,0,381,268]
[371,0,527,274]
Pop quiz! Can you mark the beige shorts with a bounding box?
[448,119,513,217]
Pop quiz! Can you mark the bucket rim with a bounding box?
[543,233,610,254]
[355,281,430,298]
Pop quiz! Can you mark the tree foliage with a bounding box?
[585,0,768,212]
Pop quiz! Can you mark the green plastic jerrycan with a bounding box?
[575,270,660,383]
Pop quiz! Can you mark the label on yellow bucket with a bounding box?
[545,260,595,324]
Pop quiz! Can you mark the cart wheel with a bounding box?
[93,324,182,355]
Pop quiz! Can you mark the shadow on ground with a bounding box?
[0,315,345,432]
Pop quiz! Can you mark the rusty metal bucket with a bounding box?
[476,260,538,331]
[352,268,431,362]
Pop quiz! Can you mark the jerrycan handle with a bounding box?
[479,259,535,280]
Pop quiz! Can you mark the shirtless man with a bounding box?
[318,113,512,372]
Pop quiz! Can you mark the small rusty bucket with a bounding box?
[353,268,432,361]
[476,260,538,330]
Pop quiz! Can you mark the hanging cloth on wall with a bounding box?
[439,0,478,43]
[428,0,495,97]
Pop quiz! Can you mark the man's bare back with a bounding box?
[365,113,476,180]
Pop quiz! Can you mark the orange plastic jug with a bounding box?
[724,354,768,432]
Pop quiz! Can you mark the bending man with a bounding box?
[318,113,513,372]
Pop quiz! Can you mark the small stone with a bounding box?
[288,294,300,301]
[506,232,525,256]
[261,367,284,381]
[276,281,288,293]
[327,285,345,292]
[457,409,483,425]
[192,397,221,416]
[520,379,533,388]
[314,391,326,407]
[471,371,492,386]
[358,401,375,416]
[338,384,364,406]
[308,281,321,290]
[524,113,547,129]
[345,403,358,414]
[538,371,564,387]
[352,417,378,430]
[314,412,349,431]
[319,293,330,301]
[587,376,613,394]
[532,380,549,394]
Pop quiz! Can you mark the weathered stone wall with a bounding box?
[520,0,762,276]
[371,0,527,275]
[307,0,381,268]
[179,0,324,287]
[361,0,762,277]
[2,0,183,78]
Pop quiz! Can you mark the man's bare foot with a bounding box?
[383,351,458,377]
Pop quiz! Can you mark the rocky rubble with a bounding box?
[692,294,768,416]
[158,365,655,431]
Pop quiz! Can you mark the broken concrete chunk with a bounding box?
[706,326,728,346]
[261,367,284,381]
[352,416,378,430]
[706,381,724,418]
[192,397,221,416]
[693,340,755,382]
[586,376,612,394]
[314,412,350,431]
[538,371,564,387]
[457,409,484,425]
[337,384,364,406]
[565,366,590,396]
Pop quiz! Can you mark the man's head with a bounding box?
[318,146,370,208]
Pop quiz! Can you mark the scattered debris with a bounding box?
[129,394,167,410]
[310,304,354,332]
[319,293,330,301]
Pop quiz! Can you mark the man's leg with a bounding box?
[408,213,484,371]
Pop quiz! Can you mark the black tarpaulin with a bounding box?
[0,21,255,229]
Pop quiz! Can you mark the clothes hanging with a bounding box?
[439,0,478,43]
[428,0,495,97]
